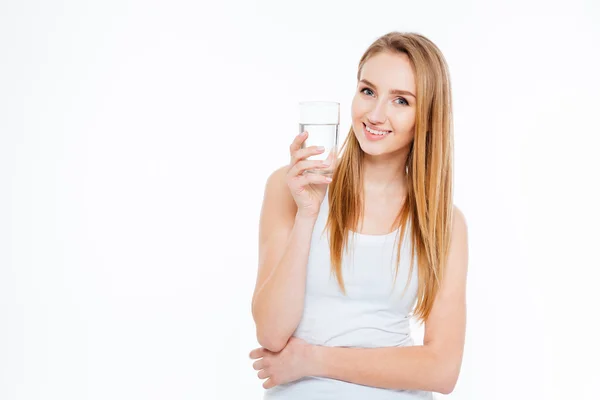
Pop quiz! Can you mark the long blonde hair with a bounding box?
[326,32,454,324]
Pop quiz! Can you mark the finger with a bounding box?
[288,159,330,178]
[290,172,332,189]
[249,348,265,359]
[324,150,336,164]
[263,377,277,389]
[290,145,325,165]
[289,173,333,191]
[257,369,269,379]
[289,131,308,155]
[252,359,265,370]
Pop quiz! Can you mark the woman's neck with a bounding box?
[361,155,408,198]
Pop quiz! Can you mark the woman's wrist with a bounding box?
[295,212,318,224]
[306,343,326,377]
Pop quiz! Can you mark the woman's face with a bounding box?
[351,51,417,157]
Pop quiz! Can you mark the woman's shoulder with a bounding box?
[265,164,289,187]
[451,204,467,231]
[261,165,296,216]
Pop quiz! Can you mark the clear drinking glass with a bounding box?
[298,101,340,176]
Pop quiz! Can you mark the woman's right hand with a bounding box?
[286,131,334,219]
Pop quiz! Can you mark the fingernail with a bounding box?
[317,146,325,151]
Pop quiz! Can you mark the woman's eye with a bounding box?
[361,88,408,106]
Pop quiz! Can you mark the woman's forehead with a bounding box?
[360,52,416,94]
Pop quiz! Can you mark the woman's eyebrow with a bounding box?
[359,78,416,99]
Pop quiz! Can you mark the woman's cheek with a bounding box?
[350,96,359,116]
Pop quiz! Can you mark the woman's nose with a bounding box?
[367,101,387,124]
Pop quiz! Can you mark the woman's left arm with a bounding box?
[310,206,469,395]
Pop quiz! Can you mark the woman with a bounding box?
[250,31,469,399]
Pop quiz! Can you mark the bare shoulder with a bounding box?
[451,205,468,237]
[259,165,297,241]
[263,164,296,210]
[449,204,469,275]
[264,164,290,190]
[450,204,469,262]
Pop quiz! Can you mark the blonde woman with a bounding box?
[250,31,469,399]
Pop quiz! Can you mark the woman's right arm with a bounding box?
[251,165,318,353]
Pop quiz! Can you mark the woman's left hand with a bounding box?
[249,337,317,389]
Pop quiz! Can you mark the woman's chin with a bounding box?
[359,145,388,157]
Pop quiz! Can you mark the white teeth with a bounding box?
[365,125,390,135]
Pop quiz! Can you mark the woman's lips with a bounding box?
[363,123,391,141]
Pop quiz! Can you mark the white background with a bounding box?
[1,0,599,399]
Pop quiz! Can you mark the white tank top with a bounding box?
[264,188,433,399]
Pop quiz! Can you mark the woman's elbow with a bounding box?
[256,329,288,353]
